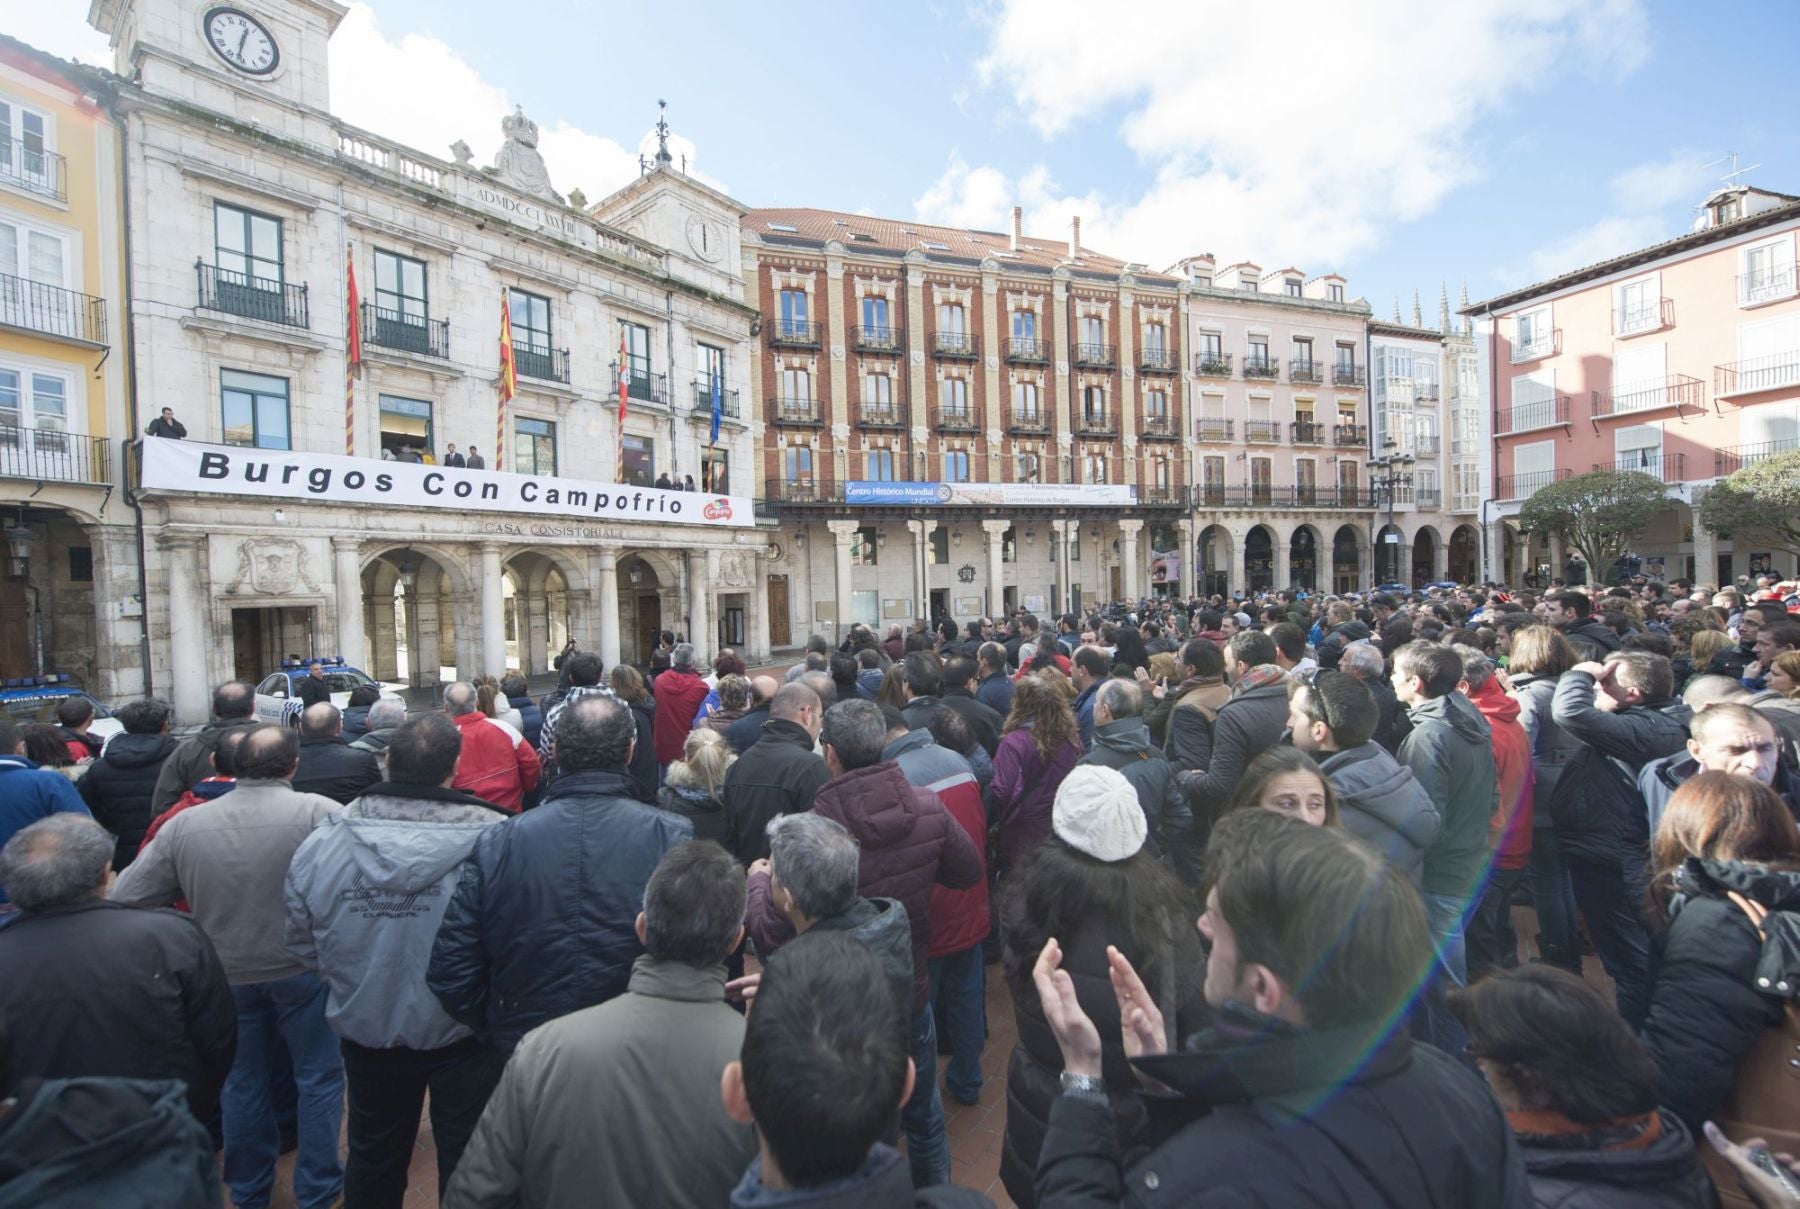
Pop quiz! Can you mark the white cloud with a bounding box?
[1505,149,1715,282]
[924,0,1649,272]
[6,9,111,66]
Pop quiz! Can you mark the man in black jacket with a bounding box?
[723,684,827,864]
[1544,590,1622,662]
[900,652,1001,758]
[1175,631,1290,841]
[1028,810,1528,1207]
[291,704,382,805]
[77,697,178,871]
[938,655,1004,757]
[1339,640,1412,754]
[297,663,331,710]
[0,814,236,1119]
[144,406,186,439]
[1079,680,1193,881]
[150,680,259,812]
[1313,600,1371,670]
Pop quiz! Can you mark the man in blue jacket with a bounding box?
[0,718,89,906]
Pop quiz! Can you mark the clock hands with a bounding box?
[237,26,250,57]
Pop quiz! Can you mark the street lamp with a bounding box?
[1370,440,1415,587]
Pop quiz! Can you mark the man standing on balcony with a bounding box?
[445,444,466,468]
[466,446,485,469]
[145,407,186,439]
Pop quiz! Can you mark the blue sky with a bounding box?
[21,0,1800,315]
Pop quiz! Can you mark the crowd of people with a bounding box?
[1,571,1799,1208]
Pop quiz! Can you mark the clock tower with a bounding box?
[87,0,345,143]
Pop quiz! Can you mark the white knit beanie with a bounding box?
[1052,765,1148,862]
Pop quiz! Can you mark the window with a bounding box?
[0,99,53,194]
[372,249,427,324]
[1194,274,1212,289]
[1337,460,1359,495]
[1615,424,1662,470]
[1415,413,1438,451]
[698,342,727,399]
[930,527,949,564]
[1510,371,1556,431]
[1012,381,1040,422]
[620,434,654,487]
[1614,275,1660,335]
[937,302,967,336]
[1735,315,1800,393]
[1249,457,1272,504]
[1079,315,1104,348]
[863,372,893,411]
[701,447,729,494]
[1514,308,1550,359]
[780,367,811,402]
[852,526,878,567]
[1143,322,1167,355]
[1084,453,1108,484]
[1285,278,1302,298]
[623,321,653,395]
[1511,440,1555,496]
[1415,465,1438,498]
[0,367,72,455]
[1611,343,1668,411]
[221,369,290,449]
[378,394,433,459]
[1145,389,1168,421]
[1201,456,1226,499]
[1002,526,1017,564]
[1081,385,1107,423]
[214,202,282,285]
[862,295,889,330]
[1016,451,1041,483]
[938,377,970,420]
[509,289,551,352]
[1295,458,1316,502]
[778,289,808,336]
[1198,331,1223,361]
[1741,238,1797,306]
[1716,197,1741,225]
[866,448,896,480]
[1293,337,1313,369]
[0,217,65,292]
[1248,337,1269,367]
[784,444,813,485]
[944,449,970,482]
[1336,343,1356,371]
[1327,283,1344,303]
[67,546,92,582]
[1012,309,1037,339]
[514,416,556,475]
[1150,454,1170,489]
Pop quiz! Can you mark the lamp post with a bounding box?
[1370,440,1415,587]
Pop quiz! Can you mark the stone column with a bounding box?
[1433,537,1450,584]
[747,550,770,661]
[332,538,365,669]
[160,532,210,725]
[1692,520,1720,588]
[592,547,621,670]
[1548,532,1567,582]
[1272,527,1291,593]
[687,549,714,658]
[478,543,506,675]
[827,520,858,638]
[1179,517,1196,598]
[1359,530,1376,592]
[981,519,1008,619]
[1117,519,1143,601]
[1063,519,1080,613]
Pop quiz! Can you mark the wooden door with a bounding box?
[231,608,265,682]
[0,579,29,679]
[638,594,662,665]
[767,576,790,648]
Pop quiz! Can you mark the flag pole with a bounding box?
[344,242,359,456]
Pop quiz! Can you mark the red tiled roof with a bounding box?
[742,206,1150,276]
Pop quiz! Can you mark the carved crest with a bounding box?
[223,538,320,596]
[492,107,561,202]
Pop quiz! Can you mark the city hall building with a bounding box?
[88,0,769,722]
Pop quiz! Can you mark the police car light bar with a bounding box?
[2,674,70,688]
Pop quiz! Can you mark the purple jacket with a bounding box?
[989,727,1082,868]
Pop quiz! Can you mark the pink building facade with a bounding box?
[1466,185,1800,587]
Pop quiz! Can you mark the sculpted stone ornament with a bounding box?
[450,139,473,166]
[223,538,320,596]
[492,107,561,202]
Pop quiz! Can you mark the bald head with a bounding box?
[770,682,823,740]
[443,681,479,717]
[299,702,342,739]
[237,724,300,780]
[750,676,780,706]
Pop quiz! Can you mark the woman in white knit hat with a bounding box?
[995,764,1208,1208]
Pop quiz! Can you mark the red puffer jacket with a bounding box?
[1467,678,1533,870]
[651,668,711,764]
[449,712,541,813]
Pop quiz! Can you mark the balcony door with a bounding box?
[0,217,71,337]
[372,249,429,352]
[0,365,76,477]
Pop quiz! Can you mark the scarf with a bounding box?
[1506,1108,1663,1153]
[1233,664,1288,695]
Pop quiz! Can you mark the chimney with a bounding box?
[1069,215,1081,258]
[1010,206,1022,252]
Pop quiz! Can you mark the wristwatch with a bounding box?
[1059,1070,1108,1104]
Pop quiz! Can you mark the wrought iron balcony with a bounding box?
[1139,346,1180,373]
[768,319,822,347]
[1415,489,1442,509]
[933,405,979,432]
[933,331,979,359]
[1716,352,1800,398]
[1414,384,1441,402]
[1591,373,1704,418]
[1194,352,1233,377]
[1494,395,1571,435]
[196,261,309,328]
[1613,297,1672,336]
[1006,405,1048,435]
[691,380,742,418]
[855,325,903,353]
[1005,336,1049,363]
[1076,410,1118,436]
[1140,414,1179,440]
[1715,440,1798,476]
[1243,355,1279,380]
[1333,423,1368,446]
[1593,453,1684,479]
[1192,485,1383,509]
[1738,264,1798,308]
[1333,364,1366,387]
[626,367,667,405]
[858,400,904,428]
[0,425,111,484]
[361,302,446,359]
[0,273,107,346]
[772,397,822,426]
[1510,329,1558,363]
[1244,419,1282,443]
[1194,418,1234,442]
[1290,421,1325,445]
[512,341,570,384]
[0,139,66,202]
[1073,342,1117,369]
[774,479,820,502]
[1290,359,1323,384]
[1496,468,1571,501]
[1416,435,1442,455]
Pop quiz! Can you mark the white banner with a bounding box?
[843,480,1136,507]
[139,438,755,529]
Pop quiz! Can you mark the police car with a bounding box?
[252,657,402,727]
[0,675,124,747]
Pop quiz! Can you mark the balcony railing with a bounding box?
[1416,435,1442,455]
[1738,264,1798,308]
[691,381,742,418]
[1076,411,1118,436]
[855,325,903,353]
[768,319,822,347]
[1005,336,1049,363]
[1290,359,1323,384]
[772,397,821,426]
[1452,493,1482,514]
[858,400,904,428]
[196,261,309,328]
[1715,440,1798,476]
[1593,453,1685,479]
[512,342,570,384]
[1007,406,1048,435]
[1511,330,1558,362]
[1243,356,1279,379]
[627,368,667,405]
[1192,485,1378,509]
[1140,414,1178,440]
[1496,468,1571,501]
[1333,364,1366,387]
[933,331,979,359]
[1290,421,1325,445]
[1139,346,1180,373]
[0,274,107,346]
[0,139,66,202]
[1333,423,1368,446]
[773,479,819,502]
[1716,351,1800,397]
[361,302,447,359]
[1414,384,1441,402]
[1194,352,1233,377]
[1591,373,1704,418]
[1074,342,1117,368]
[1244,419,1282,443]
[1494,395,1570,435]
[1415,489,1442,509]
[0,425,110,484]
[933,405,979,432]
[1613,297,1672,336]
[1194,418,1234,442]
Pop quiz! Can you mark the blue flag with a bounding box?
[709,365,722,447]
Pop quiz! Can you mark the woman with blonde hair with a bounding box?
[704,674,752,736]
[656,727,735,846]
[1688,628,1732,686]
[1765,649,1800,699]
[989,674,1083,871]
[609,664,658,797]
[1506,624,1584,972]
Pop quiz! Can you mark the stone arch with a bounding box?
[1288,523,1324,592]
[1410,523,1442,587]
[499,549,579,676]
[1331,525,1364,594]
[617,548,684,666]
[1448,524,1481,584]
[360,544,472,688]
[1375,523,1405,586]
[1196,524,1234,598]
[1244,524,1276,593]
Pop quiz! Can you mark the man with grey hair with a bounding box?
[784,634,832,683]
[350,696,408,758]
[446,842,755,1209]
[430,695,693,1055]
[1079,678,1192,880]
[653,641,712,776]
[1339,640,1412,754]
[444,680,540,813]
[0,814,236,1119]
[292,701,382,805]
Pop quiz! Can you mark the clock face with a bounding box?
[686,215,725,264]
[204,7,280,75]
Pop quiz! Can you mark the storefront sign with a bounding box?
[843,481,1136,507]
[140,438,753,529]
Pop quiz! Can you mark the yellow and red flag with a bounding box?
[616,324,630,483]
[497,289,517,464]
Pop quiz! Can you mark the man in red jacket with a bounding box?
[652,643,711,777]
[1457,649,1534,980]
[444,682,540,813]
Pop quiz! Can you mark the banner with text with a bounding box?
[843,481,1137,507]
[139,438,754,529]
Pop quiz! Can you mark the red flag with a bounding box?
[498,290,517,405]
[345,247,362,368]
[616,325,630,484]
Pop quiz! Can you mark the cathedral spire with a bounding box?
[1411,290,1423,329]
[654,99,673,167]
[1439,282,1450,333]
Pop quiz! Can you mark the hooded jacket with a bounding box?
[1467,678,1535,871]
[1549,672,1690,868]
[625,693,658,797]
[1564,617,1624,661]
[284,783,505,1051]
[1177,670,1292,840]
[1367,671,1416,755]
[1161,676,1231,773]
[1080,718,1195,882]
[723,718,829,864]
[1510,671,1585,825]
[1636,751,1699,841]
[76,731,180,871]
[881,729,990,958]
[808,896,915,1008]
[506,693,544,751]
[653,667,712,764]
[148,717,258,813]
[0,1078,222,1209]
[729,1142,993,1209]
[448,712,540,813]
[1398,692,1498,899]
[856,666,886,701]
[1514,1110,1715,1209]
[1320,742,1442,886]
[1315,619,1372,670]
